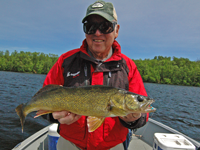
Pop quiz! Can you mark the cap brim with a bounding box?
[82,11,114,23]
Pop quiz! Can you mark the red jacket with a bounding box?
[43,40,148,149]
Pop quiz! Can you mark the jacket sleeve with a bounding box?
[121,58,149,129]
[119,113,147,130]
[128,60,147,97]
[43,54,65,87]
[42,55,65,122]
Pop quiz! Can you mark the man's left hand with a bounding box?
[119,113,141,123]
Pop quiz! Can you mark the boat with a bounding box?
[12,118,200,150]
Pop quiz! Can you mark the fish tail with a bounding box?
[15,103,26,133]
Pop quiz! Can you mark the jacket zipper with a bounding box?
[107,71,111,86]
[84,64,88,85]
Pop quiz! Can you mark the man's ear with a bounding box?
[114,24,120,39]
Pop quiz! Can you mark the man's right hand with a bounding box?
[52,111,81,125]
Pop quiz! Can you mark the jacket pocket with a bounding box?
[60,116,87,141]
[103,117,128,142]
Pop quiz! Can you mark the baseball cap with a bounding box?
[82,0,118,23]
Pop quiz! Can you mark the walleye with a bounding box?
[15,85,156,132]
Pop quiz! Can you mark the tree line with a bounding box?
[133,56,200,86]
[0,50,200,86]
[0,50,58,74]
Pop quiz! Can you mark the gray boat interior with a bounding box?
[12,118,200,150]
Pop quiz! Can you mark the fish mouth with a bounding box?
[140,99,156,113]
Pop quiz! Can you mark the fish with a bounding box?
[15,84,156,132]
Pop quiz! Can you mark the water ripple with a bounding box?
[0,71,200,150]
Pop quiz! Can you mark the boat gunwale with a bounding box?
[12,125,50,150]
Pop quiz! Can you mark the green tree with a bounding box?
[1,51,199,87]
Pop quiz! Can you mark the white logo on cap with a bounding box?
[92,2,103,8]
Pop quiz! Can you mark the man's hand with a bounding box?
[52,111,81,125]
[119,113,141,123]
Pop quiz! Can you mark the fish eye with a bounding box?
[137,96,144,102]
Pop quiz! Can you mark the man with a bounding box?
[43,1,148,149]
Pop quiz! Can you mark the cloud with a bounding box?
[0,0,200,61]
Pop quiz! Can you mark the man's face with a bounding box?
[85,15,119,59]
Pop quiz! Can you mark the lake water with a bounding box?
[0,71,199,150]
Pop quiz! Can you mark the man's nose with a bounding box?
[94,29,102,36]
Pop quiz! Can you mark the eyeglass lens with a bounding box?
[84,22,116,34]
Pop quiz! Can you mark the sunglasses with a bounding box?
[83,21,117,35]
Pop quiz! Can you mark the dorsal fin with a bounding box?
[32,84,62,98]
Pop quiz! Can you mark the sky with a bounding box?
[0,0,200,61]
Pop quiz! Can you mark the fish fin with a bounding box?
[34,110,53,118]
[15,103,26,133]
[109,100,127,116]
[110,106,127,116]
[87,116,105,132]
[32,84,62,98]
